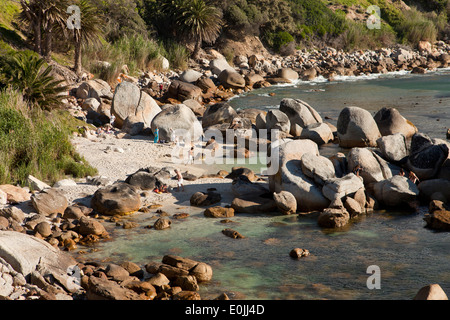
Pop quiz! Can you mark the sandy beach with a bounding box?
[69,133,237,213]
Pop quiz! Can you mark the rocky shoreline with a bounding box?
[1,42,450,300]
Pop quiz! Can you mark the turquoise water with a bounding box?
[229,70,450,139]
[80,70,450,300]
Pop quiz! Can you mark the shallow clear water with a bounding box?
[80,70,450,300]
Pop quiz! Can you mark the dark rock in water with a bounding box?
[78,216,109,237]
[204,206,234,218]
[407,133,449,181]
[154,217,171,230]
[289,248,310,259]
[447,128,450,140]
[222,228,245,239]
[125,171,160,190]
[318,207,350,228]
[424,210,450,231]
[91,182,141,216]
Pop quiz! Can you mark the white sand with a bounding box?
[66,133,236,210]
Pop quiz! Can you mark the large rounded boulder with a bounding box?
[373,175,419,207]
[111,82,161,129]
[265,109,291,134]
[373,107,417,138]
[406,133,449,181]
[0,230,77,279]
[279,98,322,136]
[337,106,381,148]
[218,69,246,89]
[151,104,203,142]
[91,182,141,216]
[201,102,238,129]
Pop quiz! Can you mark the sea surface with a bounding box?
[81,69,450,300]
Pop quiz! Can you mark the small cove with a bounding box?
[79,70,450,300]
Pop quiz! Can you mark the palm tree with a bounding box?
[163,0,223,60]
[70,0,103,76]
[41,0,70,62]
[0,51,68,110]
[18,0,69,61]
[18,0,44,55]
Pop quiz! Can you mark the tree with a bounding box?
[70,0,103,76]
[41,0,70,61]
[18,0,44,55]
[18,0,69,61]
[0,50,67,110]
[162,0,223,60]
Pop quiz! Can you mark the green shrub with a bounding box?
[0,50,67,110]
[397,7,439,45]
[265,30,295,52]
[161,41,190,71]
[83,34,165,83]
[0,88,97,186]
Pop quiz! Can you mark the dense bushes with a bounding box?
[0,88,97,186]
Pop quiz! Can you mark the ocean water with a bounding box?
[80,70,450,300]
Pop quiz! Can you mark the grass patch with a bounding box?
[82,34,166,83]
[0,88,97,186]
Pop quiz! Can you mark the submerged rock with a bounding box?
[318,207,350,228]
[204,206,234,218]
[222,228,245,239]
